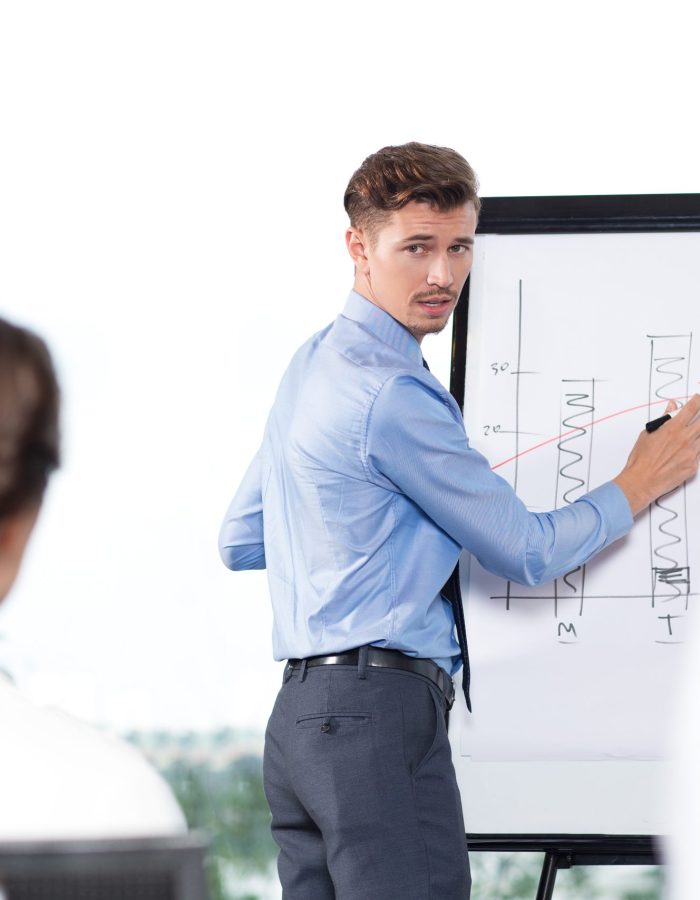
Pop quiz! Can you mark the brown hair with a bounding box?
[343,142,480,239]
[0,317,60,519]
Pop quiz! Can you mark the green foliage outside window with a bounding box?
[163,754,278,900]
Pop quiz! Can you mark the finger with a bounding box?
[686,397,700,431]
[674,393,700,425]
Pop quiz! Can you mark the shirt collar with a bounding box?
[341,291,424,367]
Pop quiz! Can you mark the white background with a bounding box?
[1,0,698,738]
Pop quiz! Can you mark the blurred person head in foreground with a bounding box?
[0,317,60,603]
[0,315,186,839]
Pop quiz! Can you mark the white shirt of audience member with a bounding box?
[0,670,186,839]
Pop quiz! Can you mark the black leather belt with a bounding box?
[287,647,455,709]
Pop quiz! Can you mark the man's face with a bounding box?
[347,200,478,343]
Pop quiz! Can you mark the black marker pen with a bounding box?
[645,414,672,433]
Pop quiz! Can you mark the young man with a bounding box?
[219,142,700,899]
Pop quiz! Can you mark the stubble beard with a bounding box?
[408,294,457,340]
[411,318,449,339]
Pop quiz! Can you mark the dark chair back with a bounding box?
[0,834,209,900]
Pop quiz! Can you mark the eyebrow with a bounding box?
[400,234,475,244]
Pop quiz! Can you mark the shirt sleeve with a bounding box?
[364,374,633,586]
[219,448,266,570]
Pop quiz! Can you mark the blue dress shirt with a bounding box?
[219,291,633,674]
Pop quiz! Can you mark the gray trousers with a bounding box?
[263,654,471,899]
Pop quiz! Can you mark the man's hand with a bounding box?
[613,394,700,516]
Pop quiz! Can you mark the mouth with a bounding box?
[417,297,454,316]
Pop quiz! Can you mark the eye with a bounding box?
[406,244,427,254]
[449,243,471,254]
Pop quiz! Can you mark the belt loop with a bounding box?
[357,645,369,679]
[299,659,308,682]
[283,662,293,684]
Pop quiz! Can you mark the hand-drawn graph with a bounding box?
[553,378,596,641]
[459,231,700,762]
[648,334,693,644]
[480,279,695,647]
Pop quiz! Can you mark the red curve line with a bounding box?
[492,395,691,471]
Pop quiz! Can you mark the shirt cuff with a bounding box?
[577,481,634,546]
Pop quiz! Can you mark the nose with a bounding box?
[426,253,453,289]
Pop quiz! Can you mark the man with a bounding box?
[219,142,700,899]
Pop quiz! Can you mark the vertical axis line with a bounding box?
[681,331,692,607]
[554,408,562,511]
[507,279,524,612]
[648,338,655,608]
[684,333,693,575]
[514,279,523,495]
[553,416,562,618]
[581,377,595,617]
[586,378,595,494]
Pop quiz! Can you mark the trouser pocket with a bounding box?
[295,712,372,734]
[402,681,444,776]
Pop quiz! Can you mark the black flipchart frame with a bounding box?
[449,192,700,898]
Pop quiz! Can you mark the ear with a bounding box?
[345,227,371,274]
